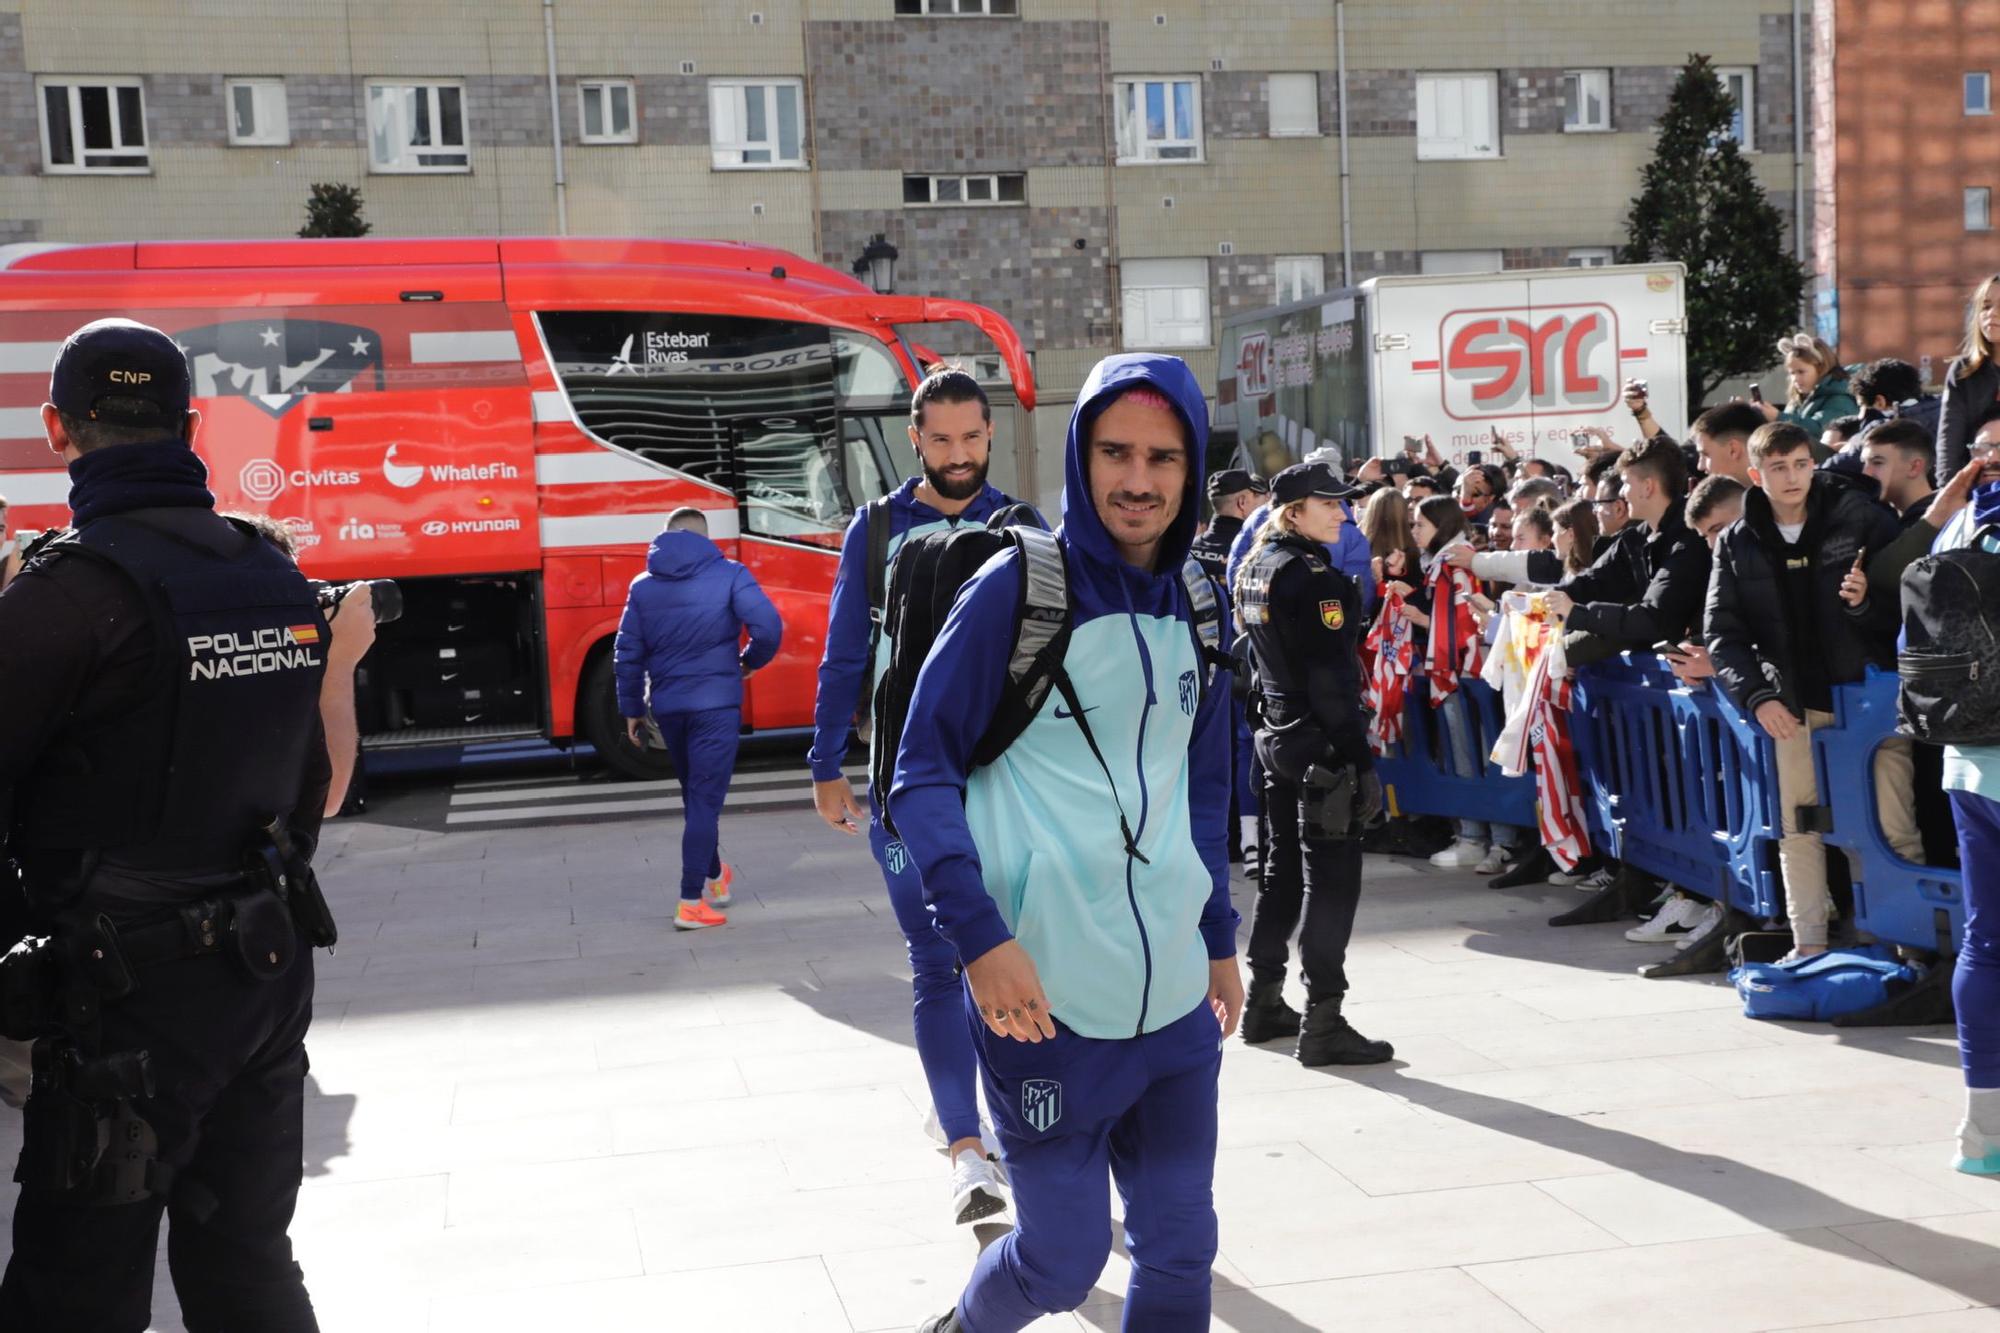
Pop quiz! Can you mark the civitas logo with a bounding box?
[240,459,286,503]
[383,443,424,489]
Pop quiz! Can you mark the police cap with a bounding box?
[1206,468,1269,502]
[1270,460,1359,505]
[50,319,192,428]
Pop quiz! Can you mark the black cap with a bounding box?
[1206,468,1268,502]
[1270,460,1358,505]
[49,319,192,428]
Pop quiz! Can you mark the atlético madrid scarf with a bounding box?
[1424,541,1486,704]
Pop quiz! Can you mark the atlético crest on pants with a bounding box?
[1178,669,1198,716]
[1021,1078,1062,1132]
[885,841,909,876]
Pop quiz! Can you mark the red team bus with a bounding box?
[0,237,1037,777]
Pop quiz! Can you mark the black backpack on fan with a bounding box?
[868,505,1226,850]
[1897,523,2000,745]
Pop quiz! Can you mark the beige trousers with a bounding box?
[1771,709,1924,948]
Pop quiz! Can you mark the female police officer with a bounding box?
[1231,460,1394,1066]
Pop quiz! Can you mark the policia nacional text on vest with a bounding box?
[0,509,337,1328]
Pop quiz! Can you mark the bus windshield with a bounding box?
[536,311,912,548]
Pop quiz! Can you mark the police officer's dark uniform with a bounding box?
[0,320,333,1331]
[1191,469,1268,868]
[1234,462,1394,1066]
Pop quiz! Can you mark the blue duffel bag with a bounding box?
[1730,945,1921,1022]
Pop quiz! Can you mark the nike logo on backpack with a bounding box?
[1052,704,1097,719]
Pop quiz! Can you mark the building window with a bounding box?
[1419,249,1503,276]
[224,78,289,147]
[1274,255,1325,303]
[1968,188,1992,232]
[709,79,805,169]
[1121,258,1210,349]
[38,77,149,174]
[903,172,1026,206]
[1563,69,1611,132]
[366,81,469,172]
[577,80,636,144]
[894,0,1018,13]
[1416,72,1498,160]
[1267,73,1319,137]
[1565,247,1616,268]
[1715,66,1755,149]
[1114,77,1203,164]
[1968,73,1992,116]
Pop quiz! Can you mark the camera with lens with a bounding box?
[312,578,403,626]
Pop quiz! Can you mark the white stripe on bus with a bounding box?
[0,470,68,505]
[539,509,740,547]
[0,342,63,375]
[408,330,520,364]
[0,407,46,440]
[532,390,569,423]
[535,451,690,487]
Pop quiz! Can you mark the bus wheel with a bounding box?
[580,650,679,781]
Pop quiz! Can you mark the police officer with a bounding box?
[1233,460,1394,1066]
[1192,468,1269,871]
[0,320,332,1330]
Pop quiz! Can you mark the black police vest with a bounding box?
[1235,535,1324,702]
[11,514,330,876]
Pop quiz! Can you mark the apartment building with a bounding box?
[1809,0,2000,379]
[1,1,1813,473]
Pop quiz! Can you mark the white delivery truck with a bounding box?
[1217,263,1688,480]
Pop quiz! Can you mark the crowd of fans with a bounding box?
[1219,313,2000,975]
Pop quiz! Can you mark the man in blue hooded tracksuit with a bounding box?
[614,506,781,931]
[808,365,1028,1223]
[893,354,1243,1333]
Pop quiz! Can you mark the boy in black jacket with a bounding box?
[1707,423,1920,959]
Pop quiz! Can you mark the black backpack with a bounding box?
[868,506,1225,854]
[1897,523,2000,745]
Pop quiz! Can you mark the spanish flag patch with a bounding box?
[1319,599,1344,630]
[288,624,322,645]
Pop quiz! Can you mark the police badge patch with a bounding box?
[1021,1078,1062,1132]
[1318,599,1345,630]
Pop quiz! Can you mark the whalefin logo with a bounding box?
[1021,1078,1062,1132]
[383,444,424,489]
[175,319,386,418]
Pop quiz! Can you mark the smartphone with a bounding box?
[1653,641,1685,658]
[1402,435,1423,455]
[1570,431,1592,450]
[1467,449,1483,466]
[1748,383,1765,405]
[1626,378,1648,397]
[1384,457,1410,475]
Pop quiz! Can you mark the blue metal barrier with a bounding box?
[1813,668,1966,953]
[1375,679,1538,830]
[1566,656,1784,917]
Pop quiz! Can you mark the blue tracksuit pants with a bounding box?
[870,811,982,1144]
[956,999,1223,1333]
[656,706,739,900]
[1952,790,2000,1089]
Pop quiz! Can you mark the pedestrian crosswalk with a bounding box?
[442,759,867,829]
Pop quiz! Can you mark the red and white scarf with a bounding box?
[1424,540,1486,704]
[1365,586,1419,754]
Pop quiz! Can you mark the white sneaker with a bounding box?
[1674,902,1725,950]
[1430,840,1488,869]
[1475,846,1515,875]
[950,1149,1008,1225]
[1625,894,1698,942]
[1547,858,1605,888]
[1573,866,1617,893]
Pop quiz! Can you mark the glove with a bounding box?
[1355,769,1385,828]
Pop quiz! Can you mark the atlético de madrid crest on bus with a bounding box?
[174,319,386,418]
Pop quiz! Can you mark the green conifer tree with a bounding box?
[298,183,371,239]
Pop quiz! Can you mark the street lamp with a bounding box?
[851,233,898,294]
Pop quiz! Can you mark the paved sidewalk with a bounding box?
[4,800,1997,1332]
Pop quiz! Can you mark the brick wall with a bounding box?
[1504,68,1566,135]
[289,77,365,149]
[807,19,1104,173]
[1758,10,1813,153]
[1207,70,1266,140]
[0,14,35,177]
[146,72,224,145]
[1614,65,1679,133]
[820,203,1112,349]
[1343,68,1414,137]
[635,73,708,148]
[466,75,552,150]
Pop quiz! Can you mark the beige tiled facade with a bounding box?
[0,1,1814,451]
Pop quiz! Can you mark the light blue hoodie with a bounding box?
[890,354,1239,1040]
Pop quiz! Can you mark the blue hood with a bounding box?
[647,528,721,579]
[1975,478,2000,530]
[1062,353,1209,584]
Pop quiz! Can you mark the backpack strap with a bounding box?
[1179,556,1226,694]
[1005,525,1069,696]
[857,498,893,715]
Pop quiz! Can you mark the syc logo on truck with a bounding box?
[1437,304,1619,419]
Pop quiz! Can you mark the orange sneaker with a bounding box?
[674,900,728,931]
[704,863,734,908]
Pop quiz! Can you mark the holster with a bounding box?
[252,820,338,951]
[1299,762,1360,842]
[16,1039,156,1201]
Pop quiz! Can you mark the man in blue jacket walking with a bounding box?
[615,507,781,931]
[894,354,1243,1333]
[808,365,1027,1225]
